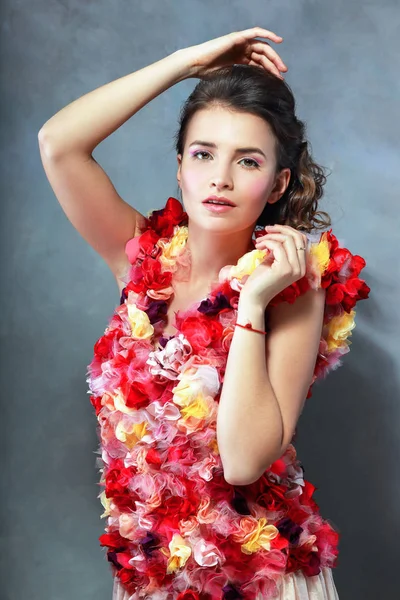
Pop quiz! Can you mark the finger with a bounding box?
[270,236,303,276]
[258,235,306,276]
[279,234,305,275]
[255,232,289,245]
[251,52,283,80]
[251,41,288,71]
[264,225,308,249]
[247,59,266,71]
[247,60,265,73]
[256,231,307,249]
[249,27,284,43]
[258,239,290,267]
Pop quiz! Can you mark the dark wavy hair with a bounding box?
[173,64,331,233]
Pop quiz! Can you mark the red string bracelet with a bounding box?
[235,321,268,335]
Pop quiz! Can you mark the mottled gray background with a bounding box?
[1,0,398,598]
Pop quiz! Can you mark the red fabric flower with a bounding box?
[255,481,290,513]
[145,448,163,468]
[156,479,199,526]
[125,228,161,264]
[314,521,340,566]
[167,444,197,465]
[127,256,173,295]
[286,544,321,576]
[115,568,148,595]
[120,378,150,410]
[104,460,139,512]
[93,330,115,359]
[146,560,174,586]
[99,530,127,550]
[178,315,224,353]
[321,230,370,311]
[139,229,162,257]
[286,518,339,576]
[177,590,200,600]
[89,394,102,416]
[297,480,320,512]
[267,281,301,307]
[115,551,134,569]
[148,196,188,237]
[271,532,290,551]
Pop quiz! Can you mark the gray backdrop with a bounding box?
[1,1,398,598]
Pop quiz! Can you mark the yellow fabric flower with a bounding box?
[177,397,215,434]
[172,378,194,407]
[157,226,189,270]
[166,533,192,573]
[172,364,219,407]
[180,396,210,422]
[326,309,356,351]
[241,517,279,555]
[229,248,268,280]
[99,490,111,519]
[208,438,220,455]
[115,420,148,449]
[127,303,154,339]
[310,234,331,276]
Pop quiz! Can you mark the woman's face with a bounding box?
[176,106,290,233]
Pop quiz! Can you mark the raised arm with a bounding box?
[38,50,194,280]
[38,27,287,281]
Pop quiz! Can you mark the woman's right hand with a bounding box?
[180,27,288,80]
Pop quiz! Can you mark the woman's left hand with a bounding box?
[240,224,309,307]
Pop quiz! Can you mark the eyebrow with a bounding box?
[188,140,267,160]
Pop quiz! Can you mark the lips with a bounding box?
[202,196,236,207]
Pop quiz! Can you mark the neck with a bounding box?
[184,220,256,287]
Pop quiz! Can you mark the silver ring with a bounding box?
[297,246,306,251]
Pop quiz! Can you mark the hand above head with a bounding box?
[179,27,288,80]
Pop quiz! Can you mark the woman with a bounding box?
[39,27,369,600]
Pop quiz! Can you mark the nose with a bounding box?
[209,162,233,191]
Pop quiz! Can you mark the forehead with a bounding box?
[185,107,275,150]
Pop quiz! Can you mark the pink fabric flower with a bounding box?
[146,334,192,380]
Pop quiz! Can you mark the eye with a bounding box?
[192,150,211,160]
[240,158,260,169]
[191,151,260,169]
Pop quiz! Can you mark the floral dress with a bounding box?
[86,197,370,600]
